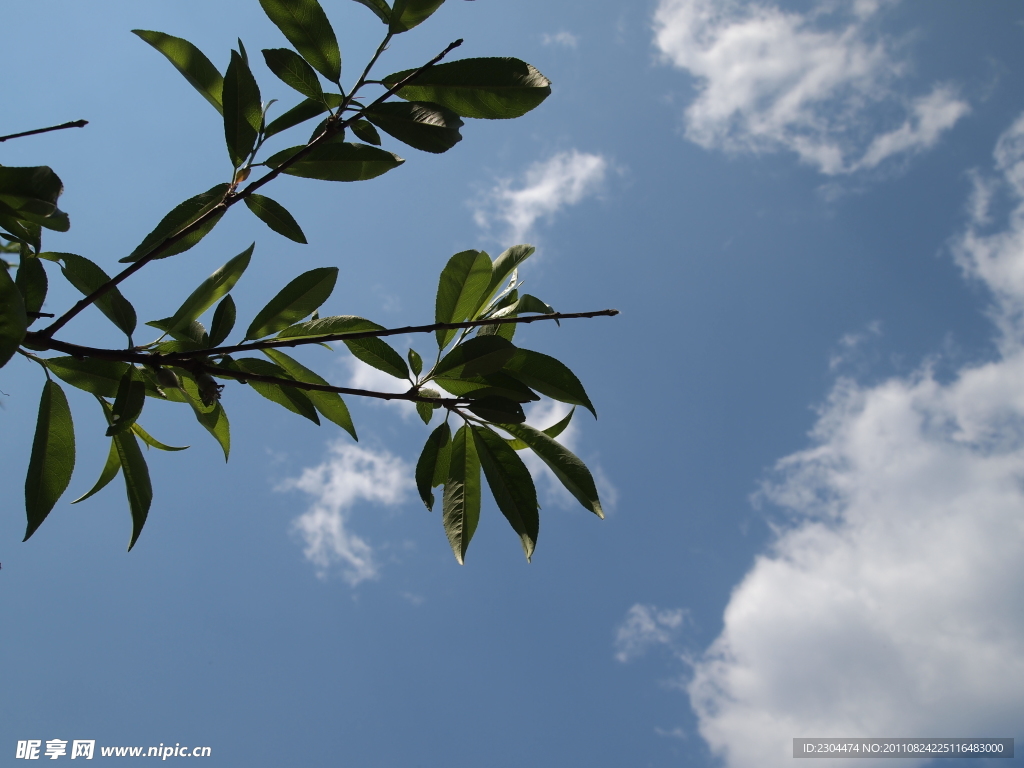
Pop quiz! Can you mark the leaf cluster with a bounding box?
[0,0,609,563]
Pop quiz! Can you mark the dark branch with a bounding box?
[197,363,462,405]
[0,119,88,143]
[162,309,620,360]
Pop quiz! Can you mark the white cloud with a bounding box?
[541,31,579,49]
[344,356,417,419]
[473,150,608,243]
[652,0,969,174]
[281,442,412,585]
[614,604,688,663]
[684,115,1024,767]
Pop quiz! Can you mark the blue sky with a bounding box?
[2,1,1023,766]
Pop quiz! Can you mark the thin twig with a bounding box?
[198,363,463,405]
[37,40,464,341]
[164,309,619,360]
[25,309,618,365]
[0,120,88,143]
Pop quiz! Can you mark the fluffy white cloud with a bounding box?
[614,604,688,663]
[344,357,416,418]
[281,442,412,585]
[473,150,608,243]
[652,0,969,174]
[684,115,1024,767]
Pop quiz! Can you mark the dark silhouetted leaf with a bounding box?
[264,348,357,439]
[245,267,338,339]
[259,0,341,83]
[37,252,137,339]
[442,425,481,564]
[383,58,551,119]
[350,119,381,145]
[208,295,237,348]
[264,94,342,138]
[501,422,602,518]
[105,367,146,436]
[133,30,224,113]
[415,422,450,510]
[121,184,229,263]
[506,407,573,450]
[433,335,516,379]
[223,49,262,167]
[15,253,47,319]
[244,194,307,243]
[24,381,75,540]
[390,0,444,33]
[472,425,538,560]
[262,47,325,101]
[72,438,120,504]
[435,249,491,348]
[0,266,27,368]
[503,348,595,417]
[344,336,409,379]
[466,396,525,424]
[366,101,462,153]
[266,142,404,181]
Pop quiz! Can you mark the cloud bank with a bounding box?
[282,442,412,585]
[652,0,969,174]
[683,115,1024,766]
[473,150,608,243]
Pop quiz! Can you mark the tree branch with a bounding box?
[36,39,464,341]
[162,309,619,360]
[196,363,462,405]
[0,119,88,143]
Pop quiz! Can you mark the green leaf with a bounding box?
[343,337,409,379]
[442,424,481,564]
[351,0,391,24]
[24,381,76,541]
[245,267,338,339]
[389,0,445,33]
[501,422,603,518]
[435,250,492,348]
[175,372,231,460]
[350,119,382,145]
[407,348,423,377]
[503,349,596,417]
[72,438,121,504]
[105,366,146,436]
[133,30,224,114]
[0,165,64,217]
[506,407,573,450]
[16,206,70,233]
[466,396,525,424]
[146,318,209,347]
[415,422,450,510]
[262,47,325,102]
[113,428,153,551]
[15,254,47,319]
[472,425,538,561]
[223,49,262,167]
[365,101,463,154]
[433,336,516,379]
[0,265,27,368]
[263,348,357,439]
[383,58,551,120]
[276,314,382,340]
[45,357,128,397]
[38,253,137,338]
[478,244,534,314]
[259,0,342,83]
[228,357,321,424]
[264,95,341,138]
[208,295,237,347]
[131,422,189,451]
[434,371,538,403]
[162,244,253,337]
[265,142,404,182]
[416,387,440,425]
[244,194,307,243]
[120,184,229,263]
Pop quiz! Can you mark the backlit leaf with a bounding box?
[259,0,342,83]
[262,47,325,102]
[435,249,491,348]
[366,101,462,154]
[0,265,27,368]
[263,348,357,439]
[38,252,137,339]
[121,184,229,263]
[72,438,121,504]
[24,381,75,540]
[503,348,595,417]
[266,142,404,182]
[163,244,252,337]
[442,424,480,563]
[244,194,307,243]
[472,425,538,561]
[415,421,450,510]
[245,267,338,339]
[223,49,262,167]
[133,30,224,113]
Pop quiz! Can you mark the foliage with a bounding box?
[0,0,614,563]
